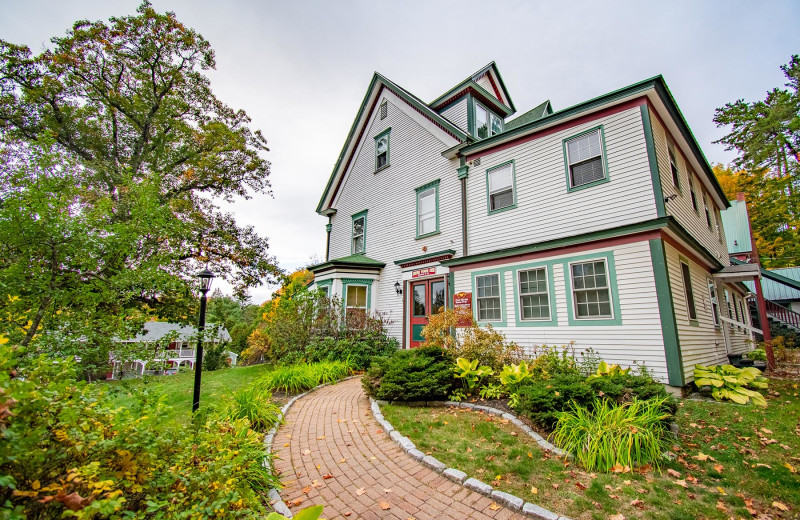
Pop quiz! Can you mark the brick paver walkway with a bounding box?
[273,378,525,520]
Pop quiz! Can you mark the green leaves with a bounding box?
[587,360,632,381]
[267,505,324,520]
[453,357,494,393]
[498,361,533,391]
[694,364,769,406]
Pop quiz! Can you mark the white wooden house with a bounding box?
[310,62,758,390]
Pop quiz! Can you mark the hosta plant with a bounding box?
[268,505,323,520]
[499,361,533,391]
[586,360,631,381]
[693,364,768,406]
[453,358,494,394]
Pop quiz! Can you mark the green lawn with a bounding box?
[106,363,275,427]
[382,378,800,520]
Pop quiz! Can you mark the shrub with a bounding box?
[362,346,455,402]
[528,344,580,379]
[203,340,230,371]
[0,346,276,518]
[305,332,398,370]
[513,373,594,428]
[693,364,768,406]
[422,308,521,372]
[229,385,283,432]
[746,347,767,362]
[553,398,672,472]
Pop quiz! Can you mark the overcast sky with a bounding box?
[2,1,799,303]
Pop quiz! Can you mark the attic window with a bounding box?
[374,128,390,171]
[380,101,388,120]
[474,101,503,139]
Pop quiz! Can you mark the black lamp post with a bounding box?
[192,269,214,413]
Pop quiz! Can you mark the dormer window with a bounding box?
[375,128,390,171]
[474,101,503,139]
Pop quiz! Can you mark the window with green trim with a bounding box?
[680,261,698,321]
[352,212,366,254]
[703,194,713,230]
[565,129,606,188]
[375,129,390,170]
[487,163,514,212]
[707,279,720,327]
[474,101,502,139]
[570,260,613,319]
[668,144,681,189]
[346,285,367,314]
[416,180,439,237]
[518,268,550,320]
[689,173,699,212]
[476,274,502,321]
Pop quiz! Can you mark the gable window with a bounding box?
[415,180,439,238]
[565,128,607,189]
[379,101,388,120]
[689,173,699,212]
[487,162,515,213]
[680,261,698,321]
[351,210,367,254]
[518,268,550,320]
[375,129,390,170]
[570,259,613,319]
[476,273,502,322]
[707,279,720,327]
[668,144,681,189]
[704,195,713,230]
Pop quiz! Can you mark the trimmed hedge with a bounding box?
[362,346,455,402]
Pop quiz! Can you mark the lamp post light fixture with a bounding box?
[192,268,215,413]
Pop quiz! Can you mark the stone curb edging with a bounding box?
[370,398,572,520]
[262,375,361,519]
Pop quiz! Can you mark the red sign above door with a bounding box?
[411,267,436,278]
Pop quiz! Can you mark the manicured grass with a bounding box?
[106,363,275,427]
[382,378,800,520]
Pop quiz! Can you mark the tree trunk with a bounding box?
[20,297,52,347]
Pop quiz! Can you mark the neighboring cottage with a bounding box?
[109,321,236,379]
[311,62,755,390]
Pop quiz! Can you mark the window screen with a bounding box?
[488,164,514,211]
[566,130,605,188]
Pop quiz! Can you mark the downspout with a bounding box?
[325,216,332,261]
[457,158,469,257]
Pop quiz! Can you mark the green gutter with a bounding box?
[649,238,685,386]
[731,258,800,292]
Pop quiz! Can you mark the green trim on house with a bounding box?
[457,165,469,179]
[394,249,456,266]
[431,80,513,118]
[313,279,333,294]
[649,238,685,386]
[471,268,507,327]
[486,160,517,215]
[510,262,558,327]
[374,128,391,172]
[466,93,475,136]
[563,251,623,326]
[431,62,516,113]
[308,253,385,274]
[562,125,610,192]
[342,278,373,314]
[415,179,441,239]
[351,210,368,255]
[678,254,699,324]
[640,104,665,218]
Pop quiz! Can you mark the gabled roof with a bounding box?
[430,62,516,114]
[308,254,386,273]
[460,75,730,209]
[119,322,231,343]
[504,100,553,131]
[316,72,468,215]
[720,199,753,254]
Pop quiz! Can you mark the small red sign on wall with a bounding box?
[411,267,436,278]
[453,291,473,327]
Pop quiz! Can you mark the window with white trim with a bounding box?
[476,274,502,321]
[416,184,438,236]
[319,285,330,298]
[570,260,613,318]
[707,279,720,326]
[518,268,549,320]
[668,144,681,189]
[566,129,605,188]
[487,163,514,212]
[474,101,502,139]
[352,214,366,254]
[680,261,698,321]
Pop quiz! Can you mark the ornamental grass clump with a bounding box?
[261,361,353,394]
[229,385,283,432]
[552,397,672,472]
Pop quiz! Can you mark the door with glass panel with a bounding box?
[409,278,446,347]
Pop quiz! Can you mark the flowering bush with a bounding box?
[0,346,279,518]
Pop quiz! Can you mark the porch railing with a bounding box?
[751,298,800,330]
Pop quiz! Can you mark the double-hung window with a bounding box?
[570,260,613,319]
[565,128,606,189]
[518,268,549,320]
[352,211,367,254]
[689,173,699,212]
[707,279,720,327]
[668,144,681,189]
[680,261,698,321]
[375,129,390,170]
[487,162,515,212]
[415,180,439,237]
[476,274,502,322]
[704,195,713,230]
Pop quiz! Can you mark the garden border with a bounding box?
[370,397,572,520]
[262,375,361,518]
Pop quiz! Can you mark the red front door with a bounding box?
[409,277,446,347]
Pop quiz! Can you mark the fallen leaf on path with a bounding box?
[356,488,365,496]
[667,469,681,478]
[717,487,726,495]
[383,488,393,493]
[675,480,688,488]
[713,463,724,472]
[302,449,311,455]
[575,482,587,490]
[630,499,644,509]
[322,474,334,480]
[378,501,391,510]
[317,435,326,440]
[301,486,310,495]
[289,498,304,507]
[773,501,789,512]
[489,503,501,511]
[716,501,728,513]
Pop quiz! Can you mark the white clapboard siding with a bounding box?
[328,90,462,340]
[649,109,729,263]
[476,75,494,97]
[466,106,657,256]
[440,98,469,134]
[452,240,670,382]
